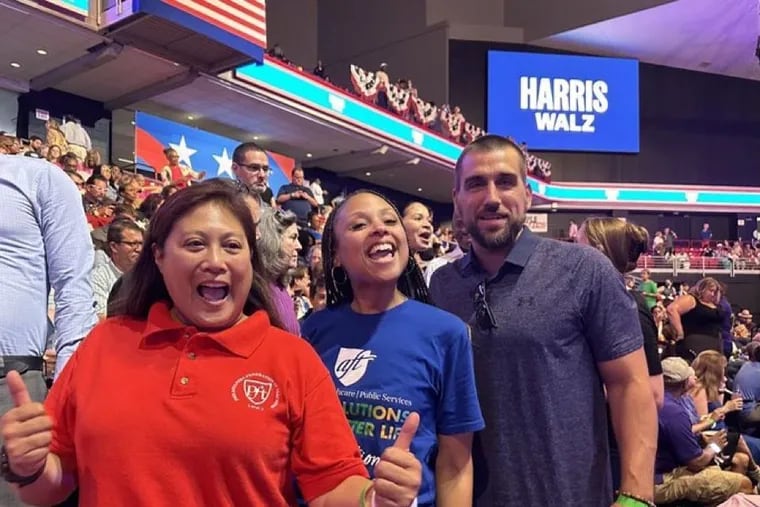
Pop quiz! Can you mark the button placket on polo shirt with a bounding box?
[170,330,201,397]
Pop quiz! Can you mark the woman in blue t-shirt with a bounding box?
[301,190,485,507]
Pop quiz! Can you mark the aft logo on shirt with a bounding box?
[334,348,376,387]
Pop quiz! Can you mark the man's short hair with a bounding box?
[107,218,143,244]
[30,135,42,143]
[292,166,304,177]
[86,174,108,186]
[454,134,527,190]
[232,142,266,165]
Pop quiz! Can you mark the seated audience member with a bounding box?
[306,244,324,280]
[290,265,312,321]
[276,167,318,226]
[0,182,422,507]
[63,170,85,194]
[117,177,141,209]
[302,190,484,507]
[257,208,302,335]
[735,344,760,432]
[137,193,164,228]
[90,204,138,252]
[161,184,179,200]
[687,350,760,478]
[91,219,143,318]
[82,175,107,213]
[655,357,753,505]
[46,145,62,165]
[738,309,758,339]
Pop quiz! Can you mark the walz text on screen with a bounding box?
[487,51,640,153]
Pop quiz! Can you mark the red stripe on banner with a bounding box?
[195,0,265,32]
[163,0,267,47]
[224,0,266,24]
[135,128,171,176]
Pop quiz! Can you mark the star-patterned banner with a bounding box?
[134,111,292,192]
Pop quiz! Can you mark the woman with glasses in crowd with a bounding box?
[257,207,302,335]
[667,277,724,361]
[302,190,484,507]
[0,182,422,507]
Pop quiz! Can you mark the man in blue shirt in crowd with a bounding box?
[276,167,318,226]
[655,357,752,504]
[429,135,657,507]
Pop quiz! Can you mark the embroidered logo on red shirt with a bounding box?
[231,372,280,410]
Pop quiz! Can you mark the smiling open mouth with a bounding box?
[197,284,230,302]
[367,242,396,260]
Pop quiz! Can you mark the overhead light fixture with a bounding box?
[9,62,21,68]
[36,49,47,56]
[365,171,372,176]
[306,153,313,158]
[406,157,420,165]
[187,115,194,120]
[253,135,259,140]
[417,187,423,192]
[130,120,135,126]
[371,145,389,155]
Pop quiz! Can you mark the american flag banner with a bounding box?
[138,0,267,60]
[162,0,267,49]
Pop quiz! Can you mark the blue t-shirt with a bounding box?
[301,300,485,506]
[656,392,703,476]
[735,361,760,413]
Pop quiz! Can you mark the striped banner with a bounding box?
[162,0,266,48]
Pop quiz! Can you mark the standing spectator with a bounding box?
[157,148,203,188]
[567,219,579,241]
[91,220,143,318]
[257,208,302,336]
[0,155,97,505]
[429,135,656,507]
[700,222,713,247]
[638,269,659,310]
[309,177,326,206]
[276,167,318,226]
[659,279,677,305]
[0,182,422,507]
[402,202,434,270]
[375,63,390,109]
[313,60,328,80]
[663,227,678,257]
[667,277,724,361]
[231,142,275,207]
[303,190,484,507]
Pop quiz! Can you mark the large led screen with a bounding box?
[487,51,639,153]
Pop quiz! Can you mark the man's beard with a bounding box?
[466,216,523,251]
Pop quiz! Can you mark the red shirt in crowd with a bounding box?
[45,301,367,507]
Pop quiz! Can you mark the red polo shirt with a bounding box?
[45,302,367,507]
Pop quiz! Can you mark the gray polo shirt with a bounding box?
[429,228,643,507]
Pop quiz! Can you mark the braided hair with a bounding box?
[322,189,431,308]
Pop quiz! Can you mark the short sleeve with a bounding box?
[437,321,485,435]
[44,348,80,477]
[276,184,290,197]
[292,359,367,502]
[577,251,643,363]
[663,407,703,465]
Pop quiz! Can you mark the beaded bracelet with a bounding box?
[616,490,656,507]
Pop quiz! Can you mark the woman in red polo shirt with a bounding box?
[0,182,421,507]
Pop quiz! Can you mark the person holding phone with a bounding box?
[655,357,753,504]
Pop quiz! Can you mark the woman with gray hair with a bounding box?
[258,207,302,335]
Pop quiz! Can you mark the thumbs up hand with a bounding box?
[0,371,53,477]
[373,412,422,507]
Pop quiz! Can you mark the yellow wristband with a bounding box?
[358,482,373,507]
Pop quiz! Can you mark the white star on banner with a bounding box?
[213,148,234,178]
[169,136,197,168]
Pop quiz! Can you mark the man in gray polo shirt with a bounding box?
[429,135,657,507]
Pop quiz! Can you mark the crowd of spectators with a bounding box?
[266,44,553,182]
